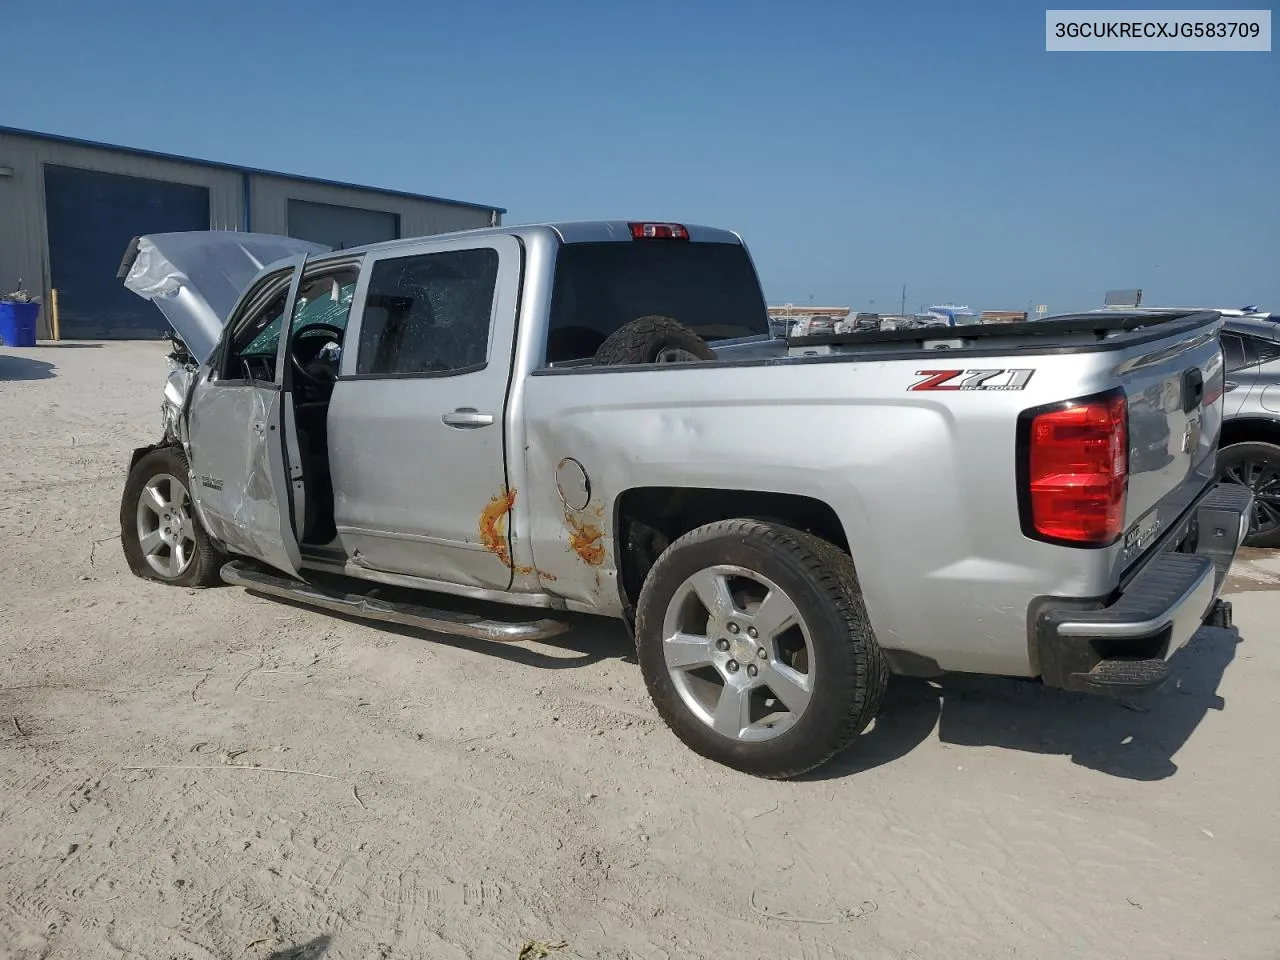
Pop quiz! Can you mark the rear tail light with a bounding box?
[1018,389,1128,546]
[628,222,689,240]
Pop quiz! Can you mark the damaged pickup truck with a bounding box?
[118,221,1252,779]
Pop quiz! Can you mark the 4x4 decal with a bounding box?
[909,369,1036,391]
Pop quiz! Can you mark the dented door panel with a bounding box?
[186,381,301,575]
[184,257,308,578]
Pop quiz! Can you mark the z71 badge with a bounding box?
[909,369,1036,392]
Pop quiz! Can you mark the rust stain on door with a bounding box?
[479,487,518,568]
[479,487,556,581]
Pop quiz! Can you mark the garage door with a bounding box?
[44,165,211,340]
[287,199,399,250]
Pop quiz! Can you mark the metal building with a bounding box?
[0,126,505,340]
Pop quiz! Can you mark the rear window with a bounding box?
[545,240,768,364]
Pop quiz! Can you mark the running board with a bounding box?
[219,560,570,643]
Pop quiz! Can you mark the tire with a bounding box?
[120,446,224,587]
[634,519,888,779]
[592,315,717,366]
[1217,441,1280,548]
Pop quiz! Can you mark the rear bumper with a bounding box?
[1034,482,1253,696]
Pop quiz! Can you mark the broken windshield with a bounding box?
[242,281,357,358]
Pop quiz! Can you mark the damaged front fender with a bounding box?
[161,363,194,445]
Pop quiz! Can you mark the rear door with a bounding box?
[1221,332,1256,416]
[326,235,521,589]
[185,257,308,577]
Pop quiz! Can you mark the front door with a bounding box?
[185,257,307,577]
[327,235,521,589]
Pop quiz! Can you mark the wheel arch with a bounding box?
[613,485,851,616]
[128,442,166,475]
[1220,416,1280,450]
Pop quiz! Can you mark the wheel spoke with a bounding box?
[1257,498,1280,529]
[163,547,181,578]
[662,563,819,745]
[664,632,715,671]
[711,682,752,738]
[749,588,799,640]
[143,485,168,515]
[174,539,190,572]
[760,662,812,714]
[688,569,735,620]
[171,477,189,511]
[179,517,196,543]
[139,529,164,556]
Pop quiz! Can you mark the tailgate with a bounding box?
[1120,324,1225,559]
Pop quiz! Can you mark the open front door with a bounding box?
[185,255,309,578]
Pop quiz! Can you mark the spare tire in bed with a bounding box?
[592,315,717,366]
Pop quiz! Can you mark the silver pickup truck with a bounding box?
[117,221,1252,779]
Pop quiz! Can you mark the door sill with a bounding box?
[299,554,569,611]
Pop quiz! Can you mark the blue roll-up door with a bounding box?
[287,199,399,251]
[44,165,211,339]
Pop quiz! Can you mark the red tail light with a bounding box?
[1020,389,1128,546]
[628,222,689,240]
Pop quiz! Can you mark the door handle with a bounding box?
[441,408,495,428]
[1225,380,1239,392]
[252,420,266,435]
[1181,368,1204,412]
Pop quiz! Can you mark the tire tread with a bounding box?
[592,315,717,365]
[635,518,888,779]
[1218,440,1280,548]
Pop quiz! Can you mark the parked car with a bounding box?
[789,314,837,337]
[117,223,1249,779]
[1088,304,1279,547]
[1219,315,1280,546]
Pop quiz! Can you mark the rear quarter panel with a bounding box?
[522,348,1157,677]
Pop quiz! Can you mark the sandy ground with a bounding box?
[2,340,1279,960]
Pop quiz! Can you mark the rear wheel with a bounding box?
[1218,441,1280,547]
[634,519,887,779]
[120,446,224,587]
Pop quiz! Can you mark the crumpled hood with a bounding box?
[119,231,330,365]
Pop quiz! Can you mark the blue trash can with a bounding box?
[0,301,40,347]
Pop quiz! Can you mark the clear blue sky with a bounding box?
[4,0,1277,313]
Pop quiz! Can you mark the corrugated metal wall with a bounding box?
[0,130,501,338]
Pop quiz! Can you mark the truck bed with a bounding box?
[524,307,1227,678]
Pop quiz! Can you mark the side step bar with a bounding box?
[220,560,570,643]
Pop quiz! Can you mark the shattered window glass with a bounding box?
[292,282,356,333]
[229,290,290,382]
[356,248,499,376]
[240,281,356,359]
